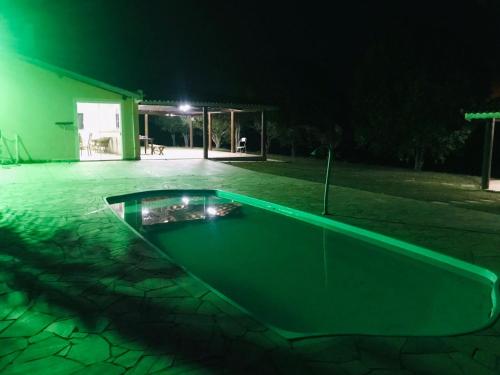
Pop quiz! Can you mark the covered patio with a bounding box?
[138,100,277,161]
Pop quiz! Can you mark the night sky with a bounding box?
[2,1,500,124]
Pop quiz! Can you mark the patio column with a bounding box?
[203,107,209,159]
[144,113,149,155]
[188,116,193,148]
[260,111,267,160]
[481,118,495,190]
[208,112,212,151]
[230,111,235,153]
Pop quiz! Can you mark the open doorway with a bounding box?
[77,102,122,161]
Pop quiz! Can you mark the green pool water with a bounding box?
[107,190,499,338]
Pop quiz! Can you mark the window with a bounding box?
[78,113,84,129]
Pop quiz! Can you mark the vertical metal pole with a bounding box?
[230,111,235,153]
[202,107,209,159]
[260,111,267,160]
[481,119,495,190]
[323,145,333,215]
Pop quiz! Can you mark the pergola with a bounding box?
[138,100,277,161]
[464,112,499,190]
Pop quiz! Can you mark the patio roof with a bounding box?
[138,99,278,116]
[464,112,500,121]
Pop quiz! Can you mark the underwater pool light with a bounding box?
[182,197,190,205]
[206,207,217,216]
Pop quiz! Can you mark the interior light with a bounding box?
[182,197,190,205]
[179,104,191,112]
[206,207,217,216]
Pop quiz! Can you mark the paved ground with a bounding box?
[0,159,499,374]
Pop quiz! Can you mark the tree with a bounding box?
[210,114,229,149]
[250,118,280,153]
[154,116,185,146]
[179,116,190,147]
[351,28,487,170]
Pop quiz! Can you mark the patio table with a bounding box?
[139,135,154,154]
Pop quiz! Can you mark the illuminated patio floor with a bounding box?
[0,159,499,374]
[140,146,261,160]
[488,179,500,192]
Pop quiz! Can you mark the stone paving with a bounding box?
[0,159,500,374]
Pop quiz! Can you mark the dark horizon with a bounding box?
[3,1,500,103]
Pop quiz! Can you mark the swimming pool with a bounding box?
[106,189,499,338]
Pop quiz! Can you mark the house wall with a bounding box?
[0,54,139,162]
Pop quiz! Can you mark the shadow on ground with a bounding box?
[0,209,311,373]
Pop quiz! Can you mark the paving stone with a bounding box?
[0,320,13,332]
[0,352,21,372]
[0,282,13,294]
[0,338,28,356]
[71,332,89,338]
[114,350,143,368]
[102,331,145,350]
[402,337,454,354]
[2,355,84,375]
[149,355,175,372]
[134,278,174,291]
[113,285,145,297]
[29,331,54,343]
[1,311,55,337]
[57,345,71,356]
[401,353,462,375]
[68,334,110,365]
[308,361,349,375]
[244,331,278,350]
[72,362,126,375]
[111,346,129,358]
[202,292,244,316]
[14,336,68,363]
[294,336,358,363]
[45,319,76,337]
[80,317,109,333]
[450,352,498,375]
[175,276,210,298]
[217,316,247,338]
[358,337,405,370]
[196,301,223,316]
[146,285,191,298]
[473,349,498,369]
[123,355,158,374]
[338,360,370,375]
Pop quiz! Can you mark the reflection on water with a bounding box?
[110,195,242,228]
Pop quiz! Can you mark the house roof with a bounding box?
[464,112,500,121]
[3,50,142,99]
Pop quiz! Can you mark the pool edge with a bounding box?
[103,189,500,339]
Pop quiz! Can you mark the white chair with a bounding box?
[236,137,247,153]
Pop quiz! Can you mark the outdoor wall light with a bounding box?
[179,104,191,112]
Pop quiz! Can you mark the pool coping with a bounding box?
[105,189,500,340]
